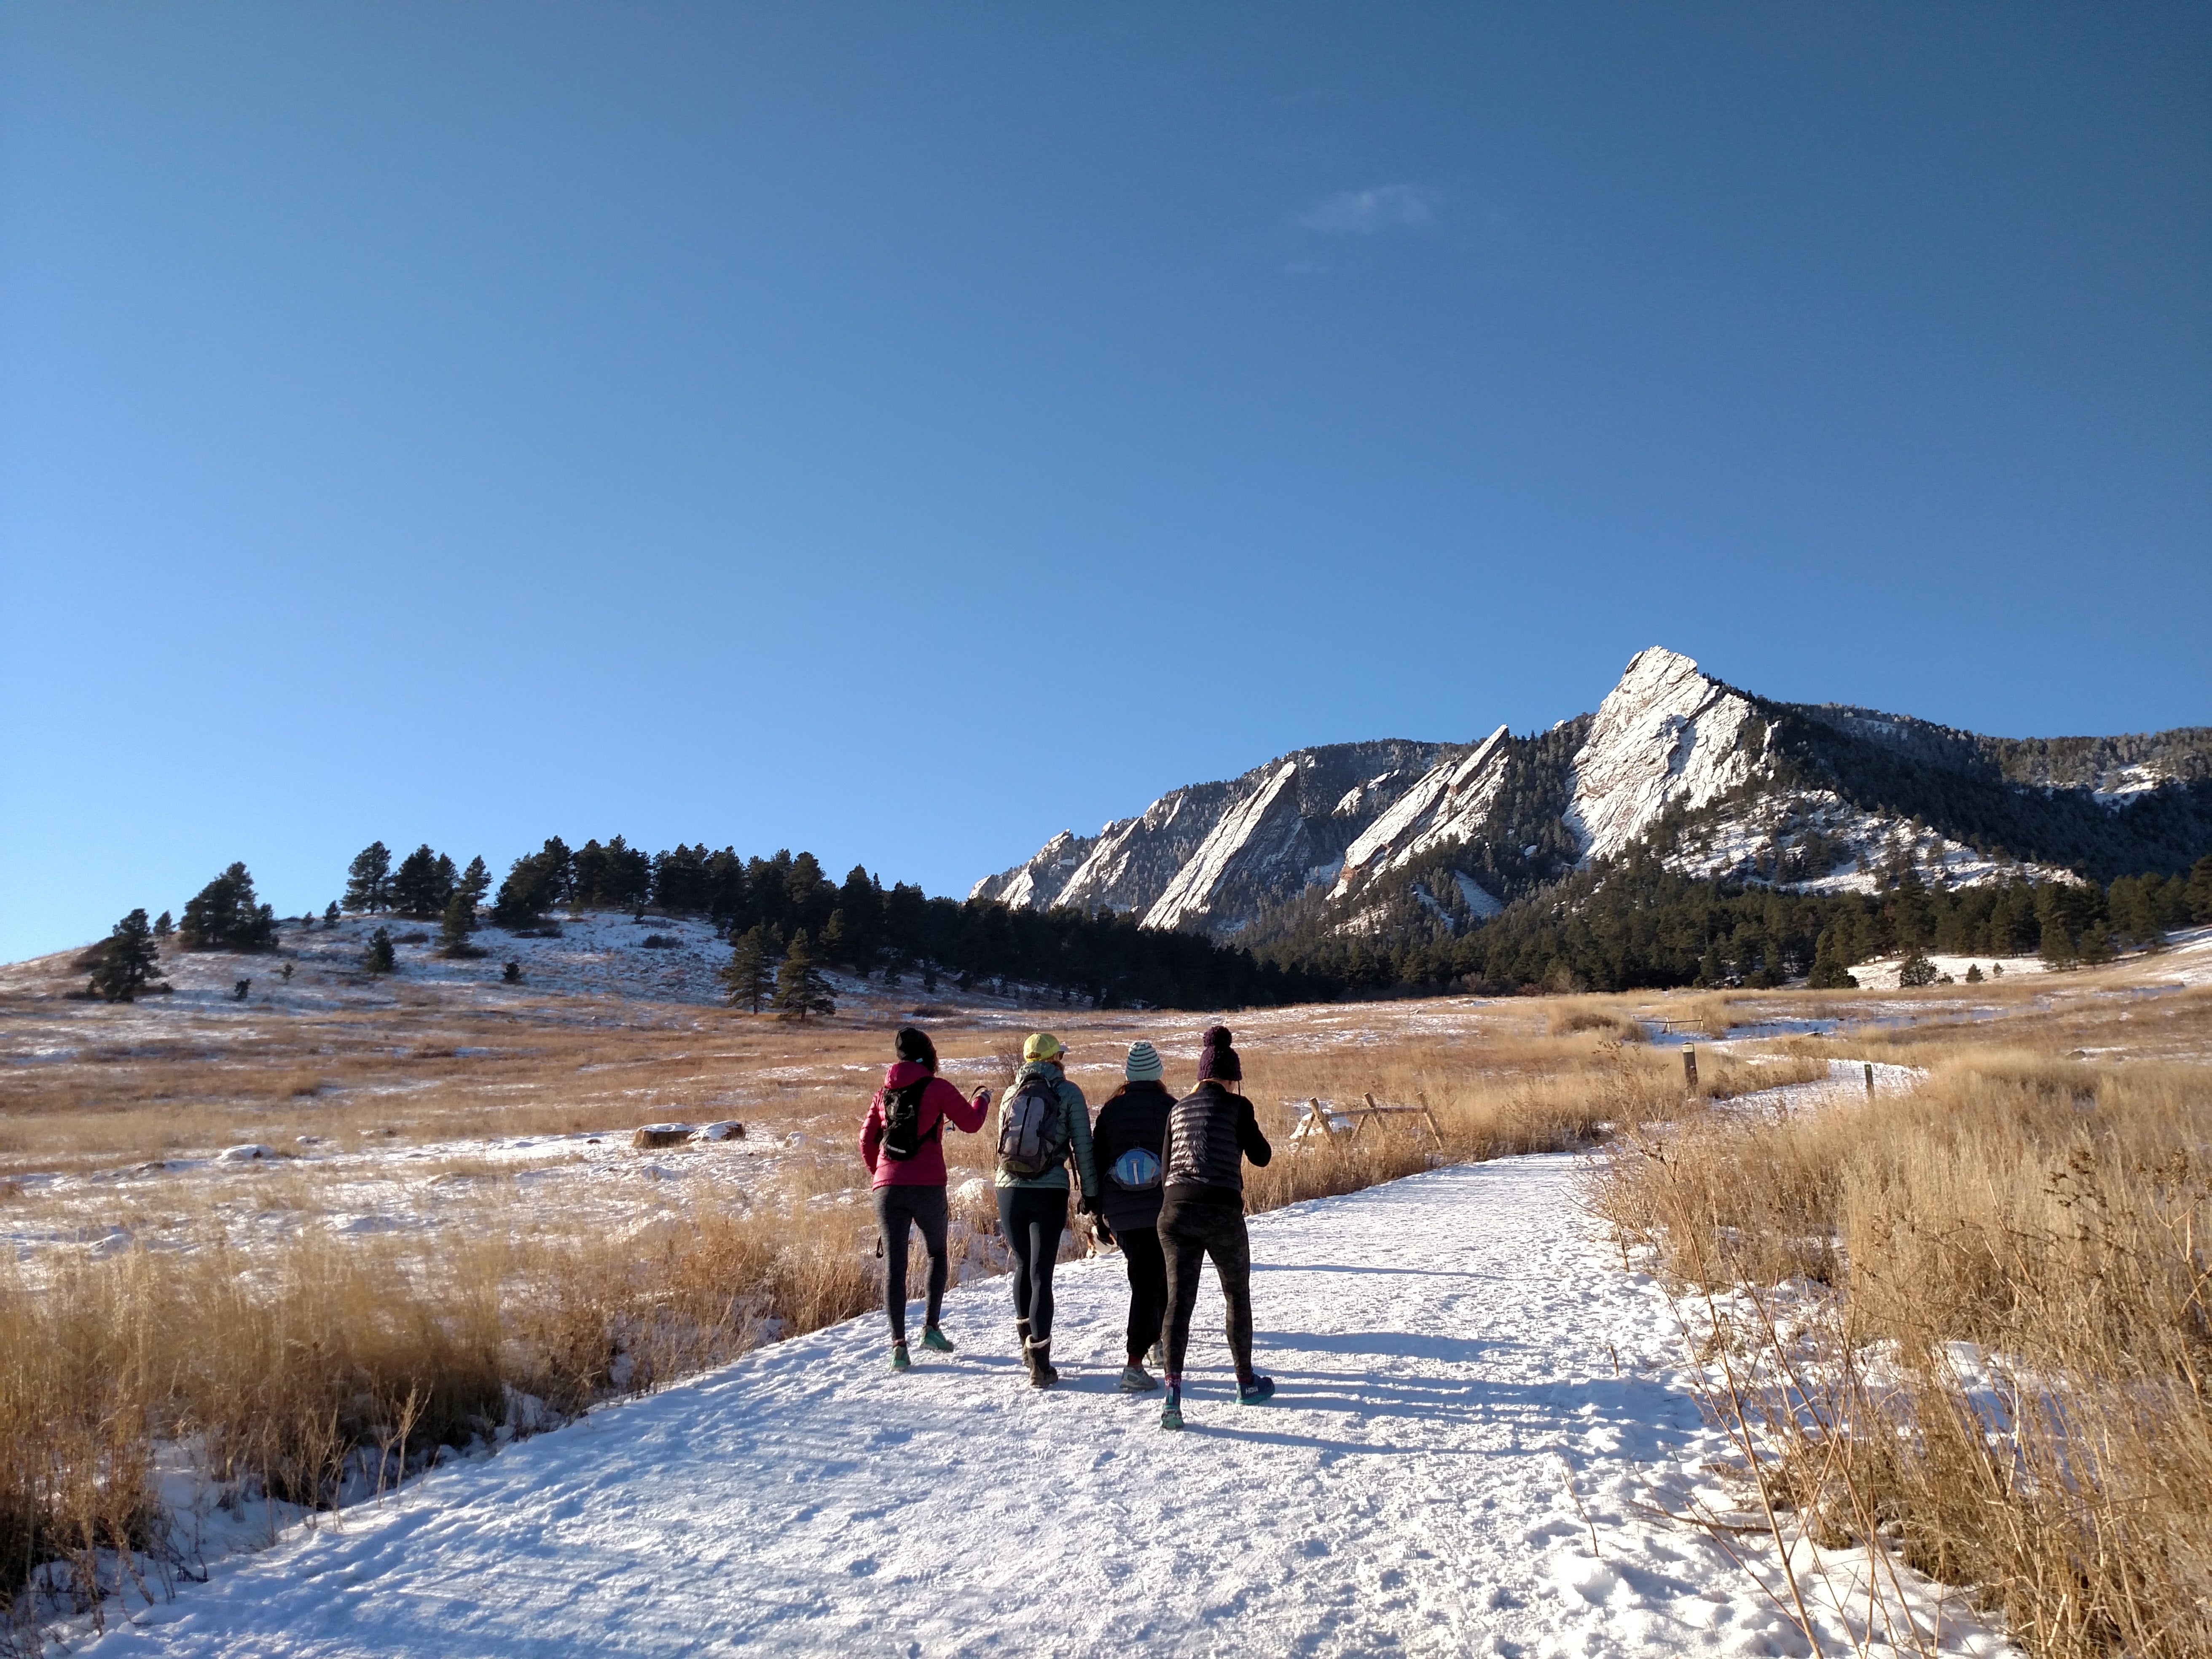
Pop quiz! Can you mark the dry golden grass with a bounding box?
[7,952,2209,1640]
[1593,1051,2212,1659]
[0,1192,880,1635]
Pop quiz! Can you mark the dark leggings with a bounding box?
[873,1184,950,1344]
[996,1187,1068,1343]
[1159,1196,1255,1382]
[1115,1224,1168,1364]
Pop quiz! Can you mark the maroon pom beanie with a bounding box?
[1197,1024,1241,1083]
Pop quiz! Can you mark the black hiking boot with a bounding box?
[1024,1339,1059,1389]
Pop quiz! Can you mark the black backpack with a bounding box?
[880,1078,940,1162]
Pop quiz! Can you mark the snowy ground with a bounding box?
[76,1157,2006,1659]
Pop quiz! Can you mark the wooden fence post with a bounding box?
[1864,1061,1875,1098]
[1683,1044,1698,1094]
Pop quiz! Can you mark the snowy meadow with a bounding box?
[2,917,2209,1654]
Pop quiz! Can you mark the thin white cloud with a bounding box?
[1297,183,1439,236]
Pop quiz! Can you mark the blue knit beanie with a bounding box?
[1124,1040,1163,1082]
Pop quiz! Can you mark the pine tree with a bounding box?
[2187,855,2212,925]
[1964,962,1984,983]
[772,928,834,1023]
[719,925,773,1013]
[364,927,397,973]
[390,844,456,917]
[491,848,566,927]
[2040,913,2079,970]
[153,910,174,940]
[89,909,162,1002]
[459,856,492,908]
[323,901,341,928]
[179,863,277,951]
[1897,950,1938,988]
[438,890,481,958]
[344,842,394,912]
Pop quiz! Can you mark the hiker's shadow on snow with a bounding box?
[1252,1262,1482,1280]
[1162,1366,1680,1455]
[1265,1329,1492,1364]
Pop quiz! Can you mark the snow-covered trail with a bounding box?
[86,1158,2002,1658]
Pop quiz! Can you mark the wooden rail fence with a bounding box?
[1286,1092,1444,1152]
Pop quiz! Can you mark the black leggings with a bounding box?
[1159,1196,1255,1382]
[1115,1224,1168,1364]
[873,1184,950,1343]
[996,1187,1068,1343]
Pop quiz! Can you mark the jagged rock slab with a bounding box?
[971,741,1449,932]
[1564,647,1762,863]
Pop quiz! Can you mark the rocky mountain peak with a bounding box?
[1564,649,1762,862]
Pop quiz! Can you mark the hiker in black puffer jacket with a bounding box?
[1156,1024,1273,1430]
[1085,1040,1176,1394]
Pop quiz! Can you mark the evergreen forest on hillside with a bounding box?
[78,822,2212,1012]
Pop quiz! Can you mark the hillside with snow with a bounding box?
[975,647,2212,942]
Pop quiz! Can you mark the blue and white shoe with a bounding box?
[1236,1374,1275,1405]
[1160,1382,1184,1431]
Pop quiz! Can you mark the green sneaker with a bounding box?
[1160,1383,1183,1431]
[889,1342,911,1373]
[920,1325,955,1355]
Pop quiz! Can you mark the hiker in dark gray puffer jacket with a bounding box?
[1156,1024,1273,1430]
[1085,1040,1176,1393]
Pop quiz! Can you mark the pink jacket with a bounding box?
[858,1061,989,1188]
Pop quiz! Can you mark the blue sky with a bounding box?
[4,4,2208,961]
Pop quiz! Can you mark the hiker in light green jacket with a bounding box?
[993,1031,1099,1387]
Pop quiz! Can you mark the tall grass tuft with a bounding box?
[1592,1052,2212,1658]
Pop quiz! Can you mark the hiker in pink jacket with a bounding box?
[859,1025,991,1372]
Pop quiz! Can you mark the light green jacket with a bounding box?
[993,1061,1098,1196]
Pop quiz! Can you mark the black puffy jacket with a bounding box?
[1161,1081,1272,1205]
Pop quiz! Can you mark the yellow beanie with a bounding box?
[1022,1031,1063,1063]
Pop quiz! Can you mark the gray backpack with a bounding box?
[996,1074,1070,1178]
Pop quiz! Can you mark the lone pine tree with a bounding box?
[719,924,773,1013]
[364,927,397,974]
[773,928,834,1023]
[89,909,162,1002]
[344,842,394,913]
[152,910,173,940]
